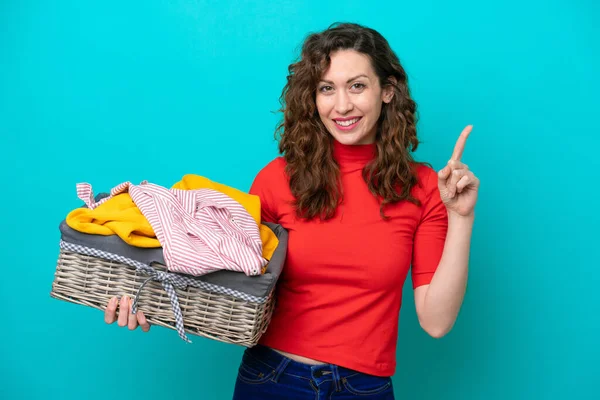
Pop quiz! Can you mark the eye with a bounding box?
[351,83,366,90]
[319,85,333,93]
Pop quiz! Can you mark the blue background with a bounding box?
[1,1,598,399]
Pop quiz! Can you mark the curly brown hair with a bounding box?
[276,22,427,220]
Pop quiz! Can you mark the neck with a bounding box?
[332,139,376,169]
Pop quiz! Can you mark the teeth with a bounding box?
[335,118,360,127]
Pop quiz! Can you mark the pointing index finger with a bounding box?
[451,125,473,161]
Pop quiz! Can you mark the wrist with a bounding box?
[448,210,475,222]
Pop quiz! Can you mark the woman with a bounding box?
[104,22,479,399]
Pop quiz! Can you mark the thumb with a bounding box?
[437,167,452,204]
[438,166,451,182]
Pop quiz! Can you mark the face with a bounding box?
[316,49,394,145]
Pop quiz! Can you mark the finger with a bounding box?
[117,296,129,327]
[448,169,468,198]
[127,298,139,331]
[456,174,471,193]
[137,310,151,333]
[104,296,119,324]
[468,172,480,189]
[450,125,473,161]
[447,159,468,171]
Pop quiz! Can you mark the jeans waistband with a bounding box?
[244,344,365,387]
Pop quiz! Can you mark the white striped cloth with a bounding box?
[76,181,268,277]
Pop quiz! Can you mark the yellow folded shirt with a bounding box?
[66,192,160,248]
[65,175,279,265]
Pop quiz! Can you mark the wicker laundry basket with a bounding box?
[50,222,287,346]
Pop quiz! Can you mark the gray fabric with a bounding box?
[60,193,288,298]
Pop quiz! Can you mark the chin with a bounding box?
[329,130,372,146]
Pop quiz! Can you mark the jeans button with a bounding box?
[314,370,323,378]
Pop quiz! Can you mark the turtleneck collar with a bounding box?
[332,139,376,168]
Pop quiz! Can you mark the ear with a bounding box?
[382,76,397,104]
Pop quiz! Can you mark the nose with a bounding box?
[334,91,354,114]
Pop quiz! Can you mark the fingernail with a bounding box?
[110,297,117,306]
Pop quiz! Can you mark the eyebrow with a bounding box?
[319,74,369,85]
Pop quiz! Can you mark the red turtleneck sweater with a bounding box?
[249,140,448,377]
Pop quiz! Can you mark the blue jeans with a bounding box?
[232,345,395,399]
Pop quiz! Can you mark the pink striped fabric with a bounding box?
[76,181,268,276]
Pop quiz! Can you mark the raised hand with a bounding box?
[437,125,480,217]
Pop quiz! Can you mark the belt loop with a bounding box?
[271,357,291,383]
[331,365,342,392]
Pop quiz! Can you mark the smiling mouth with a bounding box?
[334,117,361,126]
[333,117,362,130]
